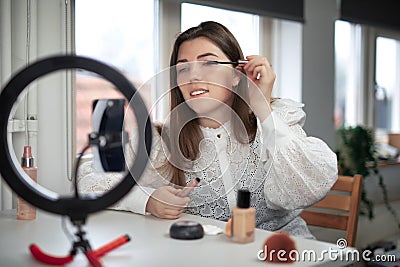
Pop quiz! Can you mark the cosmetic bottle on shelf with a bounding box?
[229,189,256,244]
[17,146,37,220]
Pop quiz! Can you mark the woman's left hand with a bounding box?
[240,55,276,121]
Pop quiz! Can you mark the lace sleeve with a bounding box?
[261,98,338,210]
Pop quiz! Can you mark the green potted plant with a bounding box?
[336,125,399,227]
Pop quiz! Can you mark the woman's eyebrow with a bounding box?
[197,52,218,60]
[176,52,219,63]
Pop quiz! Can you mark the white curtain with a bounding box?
[0,0,73,210]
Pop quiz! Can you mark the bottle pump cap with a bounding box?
[237,189,250,208]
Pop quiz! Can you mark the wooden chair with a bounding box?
[300,174,363,247]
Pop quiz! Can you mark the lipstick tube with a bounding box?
[17,146,37,220]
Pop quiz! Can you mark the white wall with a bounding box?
[302,0,337,148]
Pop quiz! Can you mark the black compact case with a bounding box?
[169,220,204,240]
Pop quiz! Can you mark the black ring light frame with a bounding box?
[0,55,152,222]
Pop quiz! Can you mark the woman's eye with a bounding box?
[177,65,189,73]
[203,61,217,66]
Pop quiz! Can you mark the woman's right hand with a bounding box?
[145,186,190,219]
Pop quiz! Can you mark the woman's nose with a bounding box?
[189,62,202,82]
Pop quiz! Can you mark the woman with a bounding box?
[78,21,337,238]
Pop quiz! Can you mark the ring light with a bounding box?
[0,55,152,221]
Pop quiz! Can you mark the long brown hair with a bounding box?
[161,21,257,186]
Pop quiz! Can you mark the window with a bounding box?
[74,0,155,153]
[181,3,260,56]
[335,20,400,146]
[375,36,400,134]
[334,20,363,129]
[272,19,302,102]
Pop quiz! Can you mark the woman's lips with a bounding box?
[190,89,209,97]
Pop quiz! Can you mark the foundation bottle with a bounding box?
[231,189,256,244]
[17,146,37,220]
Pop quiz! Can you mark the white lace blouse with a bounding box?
[78,98,338,238]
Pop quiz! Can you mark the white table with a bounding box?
[0,209,357,266]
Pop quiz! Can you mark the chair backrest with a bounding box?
[300,174,363,247]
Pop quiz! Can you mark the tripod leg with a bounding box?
[86,251,102,267]
[29,244,74,265]
[92,234,130,258]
